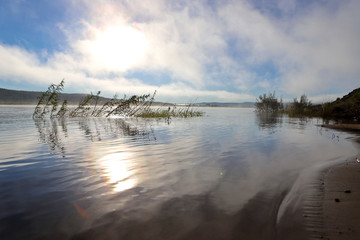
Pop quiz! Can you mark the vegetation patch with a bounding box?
[255,88,360,121]
[33,80,204,119]
[255,92,283,113]
[136,105,203,119]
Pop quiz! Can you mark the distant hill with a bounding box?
[0,88,108,105]
[318,88,360,121]
[286,88,360,121]
[0,87,255,107]
[1,88,41,104]
[195,102,255,108]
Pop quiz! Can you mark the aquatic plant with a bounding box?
[69,91,102,117]
[136,104,203,119]
[33,81,204,119]
[33,80,65,119]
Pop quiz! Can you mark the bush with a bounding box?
[255,92,283,113]
[287,94,312,116]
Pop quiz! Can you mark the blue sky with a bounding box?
[0,0,359,103]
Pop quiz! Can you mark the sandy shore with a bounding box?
[278,124,360,240]
[306,158,360,240]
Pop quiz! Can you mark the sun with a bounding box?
[88,25,148,71]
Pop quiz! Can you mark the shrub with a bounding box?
[255,92,283,113]
[287,94,312,116]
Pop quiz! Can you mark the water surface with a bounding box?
[0,105,359,239]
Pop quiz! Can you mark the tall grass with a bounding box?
[33,81,204,119]
[136,105,204,119]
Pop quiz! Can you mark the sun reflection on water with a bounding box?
[99,152,138,192]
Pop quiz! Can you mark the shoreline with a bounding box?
[303,124,360,239]
[307,158,360,239]
[278,123,360,240]
[321,124,360,132]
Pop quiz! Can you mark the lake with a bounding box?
[0,105,359,240]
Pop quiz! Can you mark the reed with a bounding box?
[33,81,204,119]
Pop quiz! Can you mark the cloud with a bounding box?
[0,0,258,102]
[0,41,254,102]
[65,0,226,86]
[282,0,360,94]
[1,0,359,103]
[0,44,55,84]
[219,0,360,96]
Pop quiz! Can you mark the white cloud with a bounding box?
[219,0,360,96]
[282,0,360,94]
[0,0,258,102]
[1,0,359,103]
[0,42,255,102]
[64,0,228,88]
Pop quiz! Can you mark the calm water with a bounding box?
[0,105,359,240]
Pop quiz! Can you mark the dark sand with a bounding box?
[304,158,360,240]
[308,124,360,239]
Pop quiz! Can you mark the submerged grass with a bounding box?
[136,106,204,119]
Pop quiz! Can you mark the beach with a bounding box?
[278,124,360,240]
[308,158,360,240]
[296,120,359,240]
[304,124,360,240]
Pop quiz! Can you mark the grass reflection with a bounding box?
[34,118,156,157]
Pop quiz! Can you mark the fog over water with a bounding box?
[0,105,359,239]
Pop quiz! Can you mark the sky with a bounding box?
[0,0,359,103]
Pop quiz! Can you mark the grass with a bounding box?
[136,106,204,119]
[33,81,204,119]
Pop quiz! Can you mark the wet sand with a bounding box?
[307,124,360,239]
[279,124,360,240]
[305,158,360,240]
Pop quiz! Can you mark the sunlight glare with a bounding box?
[89,25,148,71]
[99,152,138,192]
